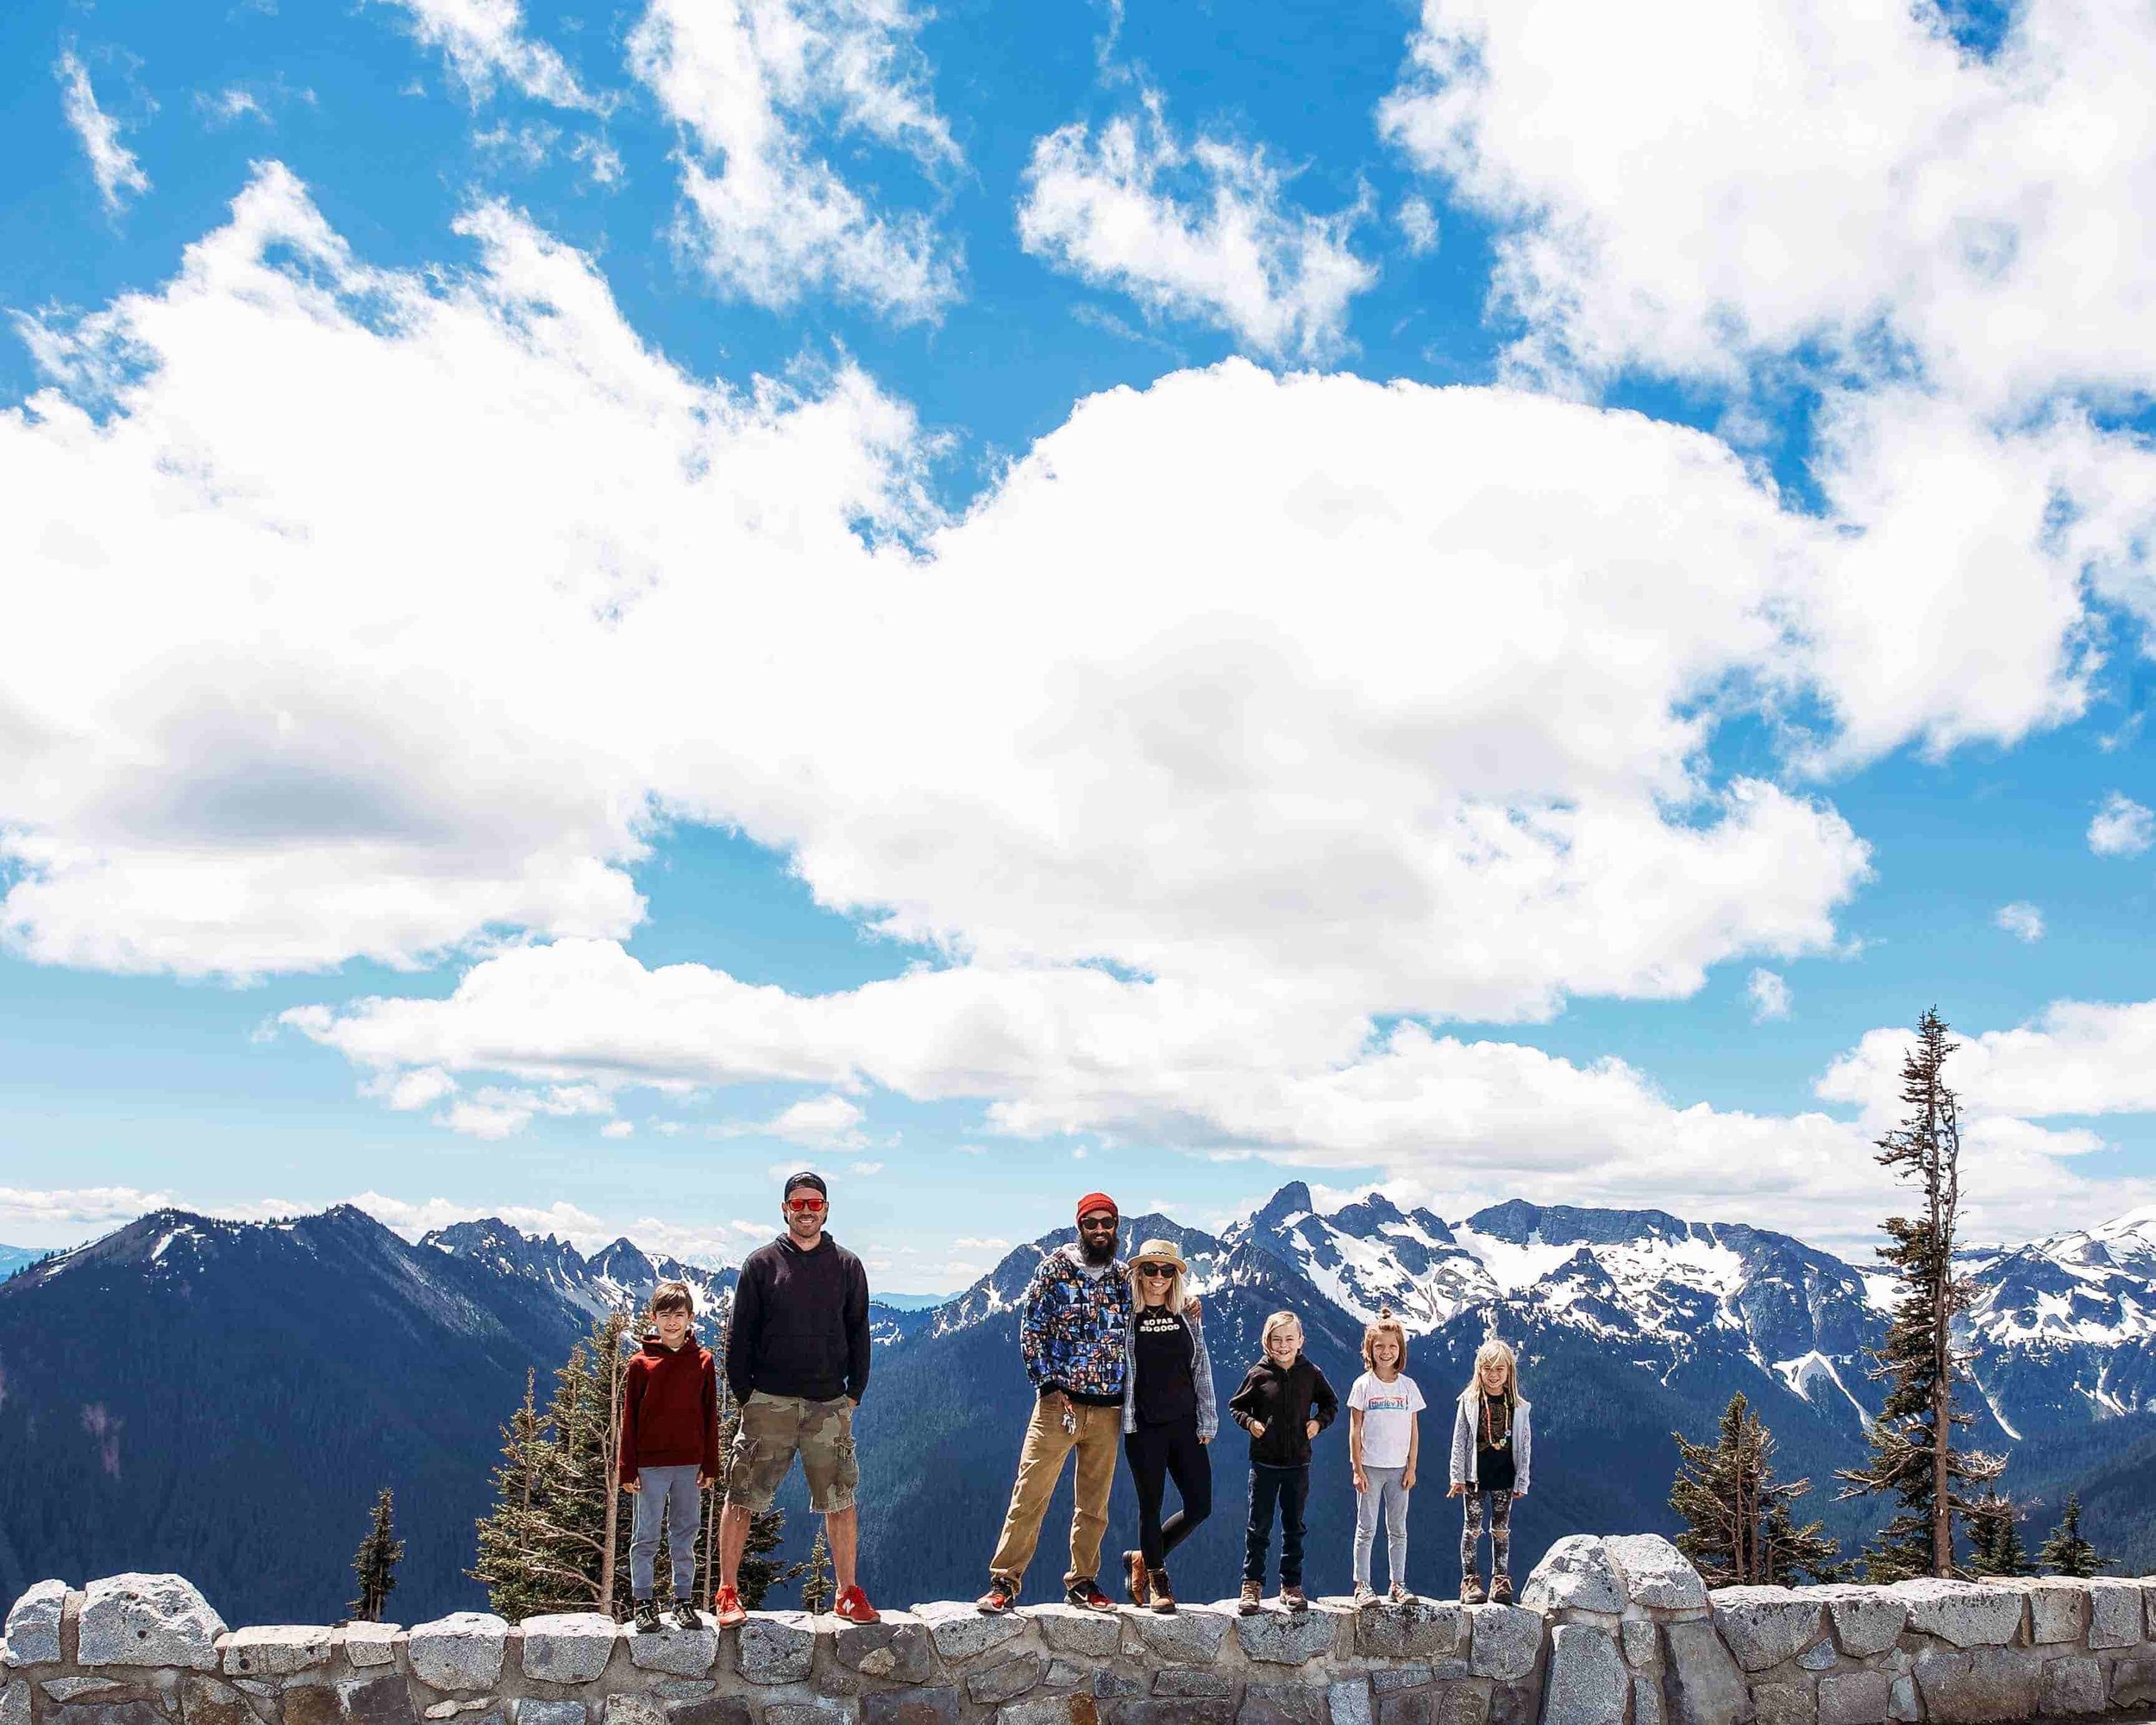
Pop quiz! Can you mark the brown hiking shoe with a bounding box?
[1461,1572,1486,1605]
[1149,1569,1177,1614]
[1125,1551,1150,1608]
[1489,1572,1513,1604]
[1238,1580,1263,1615]
[1281,1585,1308,1613]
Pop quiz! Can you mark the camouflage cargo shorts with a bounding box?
[724,1390,859,1514]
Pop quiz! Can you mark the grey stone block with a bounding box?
[342,1628,401,1671]
[181,1674,260,1725]
[1794,1645,1835,1676]
[1620,1622,1657,1672]
[1487,1684,1537,1725]
[733,1618,814,1688]
[3,1679,30,1725]
[861,1687,962,1725]
[1540,1626,1624,1725]
[765,1708,854,1725]
[968,1657,1046,1705]
[2112,1657,2156,1710]
[1237,1611,1341,1666]
[1749,1686,1811,1725]
[2085,1578,2140,1649]
[520,1616,618,1685]
[517,1704,588,1725]
[339,1676,420,1725]
[1155,1676,1235,1700]
[1047,1661,1087,1690]
[282,1684,342,1725]
[995,1700,1088,1725]
[405,1616,508,1692]
[834,1616,937,1685]
[53,1698,167,1725]
[2037,1656,2103,1716]
[80,1577,228,1672]
[5,1583,69,1668]
[1889,1582,2021,1650]
[1521,1541,1623,1616]
[909,1606,1027,1665]
[627,1624,718,1681]
[1663,1618,1752,1725]
[1816,1595,1901,1665]
[1911,1647,2037,1723]
[1031,1610,1121,1660]
[2022,1581,2082,1646]
[1327,1681,1371,1725]
[1094,1674,1144,1700]
[1601,1540,1706,1612]
[1468,1610,1540,1684]
[603,1698,667,1725]
[661,1698,749,1725]
[1115,1704,1236,1725]
[1708,1593,1821,1676]
[1238,1685,1326,1725]
[1814,1675,1888,1725]
[1369,1672,1430,1697]
[222,1630,333,1679]
[1127,1609,1229,1667]
[49,1682,129,1700]
[1358,1604,1467,1663]
[1885,1678,1915,1725]
[1632,1678,1662,1725]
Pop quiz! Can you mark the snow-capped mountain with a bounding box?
[419,1219,738,1323]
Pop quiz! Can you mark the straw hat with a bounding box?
[1130,1238,1190,1274]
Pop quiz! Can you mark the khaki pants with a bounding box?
[988,1397,1121,1589]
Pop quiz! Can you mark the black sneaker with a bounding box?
[1066,1578,1114,1612]
[672,1602,700,1630]
[632,1599,662,1634]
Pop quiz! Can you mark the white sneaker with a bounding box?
[1389,1582,1416,1604]
[1352,1582,1378,1607]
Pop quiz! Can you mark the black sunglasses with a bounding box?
[1137,1264,1175,1278]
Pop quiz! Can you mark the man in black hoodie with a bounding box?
[715,1171,879,1625]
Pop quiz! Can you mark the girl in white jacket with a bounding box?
[1447,1339,1532,1603]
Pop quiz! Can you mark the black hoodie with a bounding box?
[1226,1354,1338,1466]
[726,1232,872,1405]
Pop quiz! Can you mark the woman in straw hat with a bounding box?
[1118,1237,1215,1613]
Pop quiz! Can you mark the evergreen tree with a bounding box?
[1966,1493,2031,1578]
[1670,1392,1842,1586]
[708,1337,796,1609]
[348,1485,404,1622]
[2038,1493,2107,1578]
[1834,1009,2004,1580]
[799,1527,834,1615]
[472,1370,559,1619]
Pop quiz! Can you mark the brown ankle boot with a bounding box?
[1124,1551,1149,1608]
[1461,1571,1487,1605]
[1149,1569,1177,1614]
[1490,1572,1513,1604]
[1238,1580,1263,1615]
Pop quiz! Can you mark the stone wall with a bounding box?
[6,1540,2153,1725]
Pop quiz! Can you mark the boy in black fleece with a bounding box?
[1226,1310,1338,1613]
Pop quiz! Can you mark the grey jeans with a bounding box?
[1354,1466,1410,1590]
[630,1464,703,1600]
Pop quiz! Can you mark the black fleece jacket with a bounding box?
[1226,1355,1338,1466]
[726,1233,871,1405]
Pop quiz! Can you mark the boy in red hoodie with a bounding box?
[620,1279,721,1631]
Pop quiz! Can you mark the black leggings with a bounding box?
[1125,1418,1212,1571]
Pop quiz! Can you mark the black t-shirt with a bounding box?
[1476,1392,1517,1490]
[1132,1307,1196,1427]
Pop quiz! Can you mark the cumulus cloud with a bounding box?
[374,0,599,110]
[1018,91,1376,361]
[627,0,959,320]
[714,1092,868,1150]
[1747,969,1791,1022]
[2089,792,2154,857]
[1396,196,1439,258]
[1995,901,2045,943]
[601,1119,635,1138]
[1820,1000,2156,1126]
[0,1185,173,1233]
[57,51,150,212]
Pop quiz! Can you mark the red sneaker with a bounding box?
[712,1585,747,1628]
[831,1584,881,1625]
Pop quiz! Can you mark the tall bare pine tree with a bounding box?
[1670,1391,1841,1586]
[1835,1008,2003,1578]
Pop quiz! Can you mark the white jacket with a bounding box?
[1449,1384,1532,1495]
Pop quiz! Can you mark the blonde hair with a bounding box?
[1362,1308,1409,1372]
[1469,1337,1517,1402]
[1126,1255,1189,1314]
[649,1279,694,1321]
[1261,1309,1303,1353]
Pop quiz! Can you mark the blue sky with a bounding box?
[3,0,2154,1288]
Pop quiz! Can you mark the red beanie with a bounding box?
[1076,1192,1119,1221]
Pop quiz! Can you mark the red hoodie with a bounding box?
[618,1334,721,1482]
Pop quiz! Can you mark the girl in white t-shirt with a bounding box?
[1346,1308,1426,1604]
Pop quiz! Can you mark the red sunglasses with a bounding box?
[785,1195,827,1214]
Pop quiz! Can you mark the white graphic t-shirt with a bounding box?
[1348,1371,1426,1470]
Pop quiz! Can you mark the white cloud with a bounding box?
[1995,901,2045,943]
[2089,792,2154,857]
[953,1235,1010,1251]
[1820,1000,2156,1126]
[194,78,316,129]
[601,1119,635,1138]
[1747,968,1791,1022]
[626,0,959,321]
[374,0,599,110]
[1018,91,1375,361]
[714,1092,868,1150]
[1396,196,1439,257]
[57,52,150,213]
[362,1066,457,1111]
[849,1159,884,1176]
[0,1185,173,1233]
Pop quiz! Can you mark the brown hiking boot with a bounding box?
[1461,1571,1486,1605]
[1281,1584,1308,1613]
[1149,1569,1177,1614]
[1125,1551,1150,1608]
[1238,1580,1263,1615]
[1489,1572,1513,1604]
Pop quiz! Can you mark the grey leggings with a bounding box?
[1461,1486,1513,1580]
[1354,1466,1410,1590]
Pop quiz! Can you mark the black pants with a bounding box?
[1125,1418,1212,1571]
[1244,1461,1310,1584]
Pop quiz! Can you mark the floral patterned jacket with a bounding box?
[1018,1243,1131,1400]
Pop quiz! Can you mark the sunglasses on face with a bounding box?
[1078,1217,1117,1231]
[1138,1264,1175,1279]
[786,1196,826,1214]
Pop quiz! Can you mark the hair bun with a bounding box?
[1377,1304,1394,1318]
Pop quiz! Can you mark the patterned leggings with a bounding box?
[1461,1488,1514,1579]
